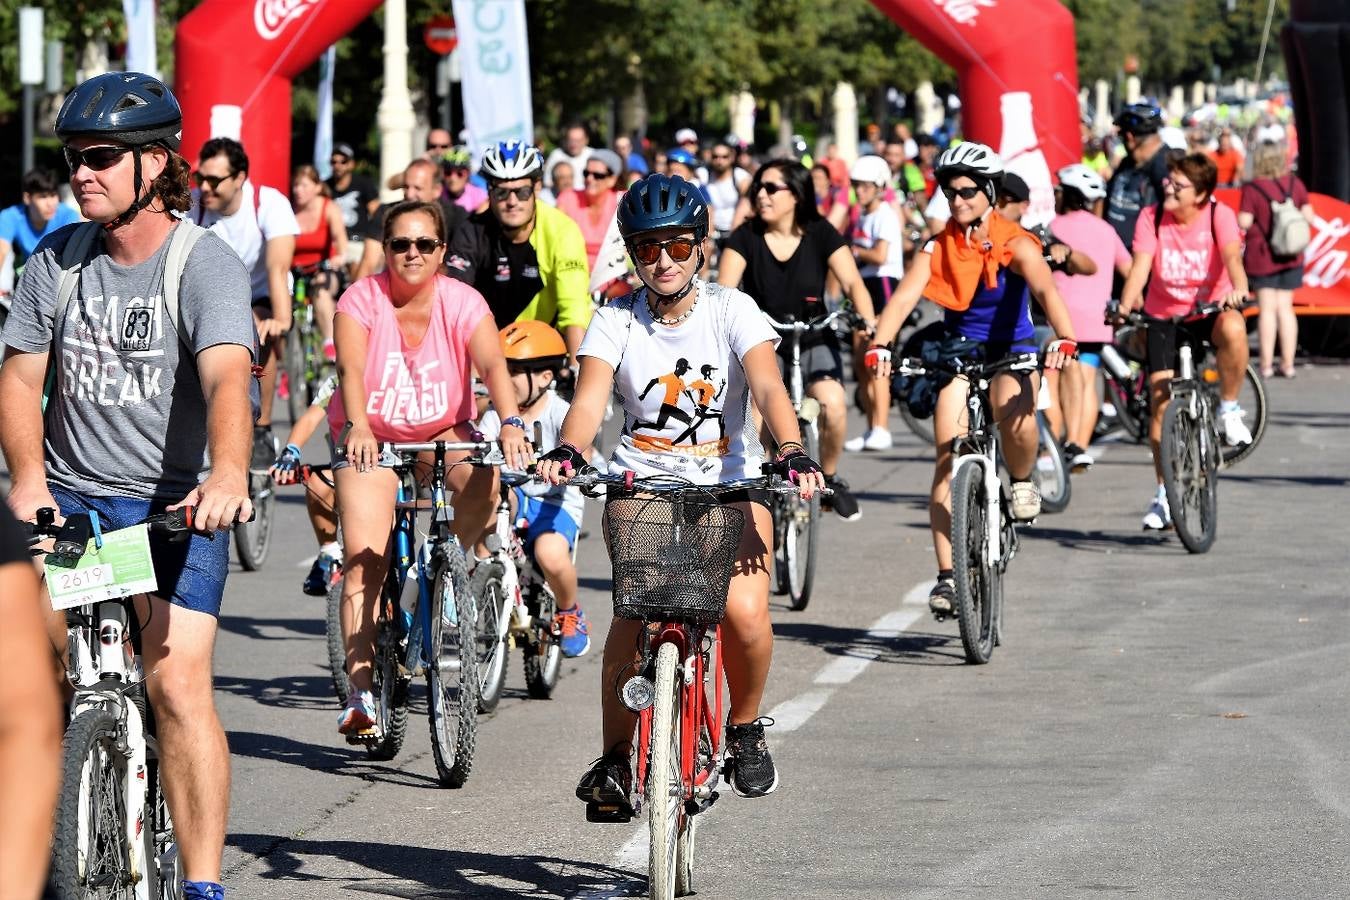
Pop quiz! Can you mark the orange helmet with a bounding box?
[500,319,568,370]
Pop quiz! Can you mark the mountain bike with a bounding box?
[326,439,498,786]
[284,263,338,424]
[569,469,803,900]
[898,353,1040,664]
[28,506,213,900]
[763,305,854,611]
[233,429,277,572]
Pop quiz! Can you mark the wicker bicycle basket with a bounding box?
[603,492,746,624]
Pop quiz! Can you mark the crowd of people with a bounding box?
[0,66,1319,898]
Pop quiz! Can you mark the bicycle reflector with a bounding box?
[622,675,656,712]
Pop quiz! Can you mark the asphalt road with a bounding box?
[175,364,1350,897]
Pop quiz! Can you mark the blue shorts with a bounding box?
[511,488,579,552]
[48,485,230,617]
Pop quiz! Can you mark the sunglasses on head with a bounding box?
[64,145,132,173]
[195,171,239,191]
[385,236,444,255]
[942,185,983,201]
[490,184,535,202]
[757,182,790,196]
[583,168,613,180]
[631,237,698,265]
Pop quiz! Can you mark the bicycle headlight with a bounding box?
[621,675,656,712]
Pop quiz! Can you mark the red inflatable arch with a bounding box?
[870,0,1080,225]
[175,0,381,190]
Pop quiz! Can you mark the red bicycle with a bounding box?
[570,470,797,899]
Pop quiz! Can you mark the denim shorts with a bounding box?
[48,485,230,617]
[512,489,580,551]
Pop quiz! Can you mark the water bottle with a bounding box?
[398,557,419,634]
[1099,344,1133,382]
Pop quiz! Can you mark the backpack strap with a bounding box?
[161,221,208,350]
[44,222,103,411]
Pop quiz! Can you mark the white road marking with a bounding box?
[617,828,648,870]
[767,688,834,732]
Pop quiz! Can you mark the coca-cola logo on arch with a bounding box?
[932,0,997,26]
[254,0,322,41]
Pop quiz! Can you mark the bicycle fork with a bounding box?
[954,454,1004,570]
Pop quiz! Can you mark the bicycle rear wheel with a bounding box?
[471,562,509,713]
[1161,401,1218,554]
[647,641,682,900]
[1207,362,1267,468]
[364,610,410,761]
[233,470,275,571]
[523,584,562,699]
[1033,412,1071,514]
[285,324,308,424]
[325,577,352,705]
[951,463,997,664]
[779,422,820,611]
[51,708,138,900]
[427,545,480,787]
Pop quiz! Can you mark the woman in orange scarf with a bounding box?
[866,143,1077,615]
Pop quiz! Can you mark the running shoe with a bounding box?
[1142,493,1172,531]
[843,428,894,452]
[1218,405,1253,447]
[823,475,861,521]
[928,575,956,615]
[576,746,633,806]
[1064,442,1094,471]
[555,605,591,658]
[1009,479,1042,520]
[725,717,779,798]
[337,690,377,736]
[303,551,341,597]
[181,882,226,900]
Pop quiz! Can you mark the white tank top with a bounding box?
[706,169,748,234]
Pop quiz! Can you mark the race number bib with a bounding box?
[119,307,155,352]
[44,524,159,611]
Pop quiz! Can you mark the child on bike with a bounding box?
[536,173,826,808]
[270,373,342,596]
[477,321,593,658]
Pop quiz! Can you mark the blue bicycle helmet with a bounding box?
[1114,103,1163,136]
[617,174,709,243]
[665,147,699,169]
[55,72,182,151]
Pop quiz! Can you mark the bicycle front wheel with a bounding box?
[365,612,410,761]
[427,545,480,787]
[1161,401,1218,554]
[51,708,138,900]
[284,324,308,424]
[233,471,274,571]
[647,641,683,900]
[951,463,997,664]
[471,562,510,713]
[1033,412,1071,514]
[782,422,820,611]
[523,584,562,699]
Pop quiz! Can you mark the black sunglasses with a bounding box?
[583,169,613,180]
[631,237,698,265]
[757,182,791,196]
[385,236,444,255]
[942,185,983,201]
[64,145,132,173]
[330,156,351,165]
[427,142,452,150]
[195,171,240,191]
[490,184,535,202]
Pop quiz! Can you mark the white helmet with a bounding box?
[1056,163,1106,201]
[480,139,543,181]
[850,154,892,187]
[935,141,1003,182]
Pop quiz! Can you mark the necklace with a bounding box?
[647,290,698,325]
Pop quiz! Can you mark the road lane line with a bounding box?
[768,688,835,732]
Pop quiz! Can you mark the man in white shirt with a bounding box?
[190,137,299,466]
[543,123,593,190]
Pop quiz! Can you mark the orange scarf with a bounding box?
[926,214,1038,312]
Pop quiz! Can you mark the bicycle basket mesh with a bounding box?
[604,494,746,624]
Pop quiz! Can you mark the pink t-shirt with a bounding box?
[1133,201,1242,317]
[1051,210,1132,342]
[449,181,487,213]
[556,189,620,270]
[327,272,491,442]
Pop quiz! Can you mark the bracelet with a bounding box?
[776,441,804,459]
[501,415,526,430]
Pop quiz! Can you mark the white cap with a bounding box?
[675,128,699,144]
[1159,126,1188,150]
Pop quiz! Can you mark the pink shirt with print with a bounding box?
[1132,201,1242,318]
[328,271,491,442]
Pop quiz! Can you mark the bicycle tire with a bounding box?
[951,463,997,664]
[144,735,179,900]
[1034,412,1071,514]
[232,471,274,571]
[285,324,308,425]
[51,707,139,900]
[523,584,562,699]
[1160,401,1218,554]
[785,422,820,611]
[675,810,698,896]
[325,577,352,705]
[427,544,480,787]
[647,641,682,900]
[1210,363,1267,468]
[364,610,410,761]
[471,563,509,713]
[895,321,942,447]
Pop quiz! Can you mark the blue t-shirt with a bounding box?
[943,265,1035,344]
[0,203,80,271]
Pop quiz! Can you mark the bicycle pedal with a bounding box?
[586,800,635,823]
[343,728,380,746]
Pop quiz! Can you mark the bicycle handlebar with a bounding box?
[762,307,862,334]
[334,439,507,470]
[894,352,1038,380]
[1106,298,1256,327]
[562,468,817,498]
[25,506,215,559]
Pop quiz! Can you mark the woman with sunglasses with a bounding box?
[717,158,878,522]
[865,143,1077,615]
[556,148,626,271]
[537,173,826,806]
[327,199,531,737]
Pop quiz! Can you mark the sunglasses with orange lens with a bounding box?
[631,237,698,265]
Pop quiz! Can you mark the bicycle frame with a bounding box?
[950,374,1006,571]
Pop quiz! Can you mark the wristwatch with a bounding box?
[501,415,526,430]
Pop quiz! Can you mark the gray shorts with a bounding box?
[778,338,844,384]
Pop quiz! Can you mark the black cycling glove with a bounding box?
[538,442,586,474]
[768,449,824,483]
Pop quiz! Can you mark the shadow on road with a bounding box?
[772,620,968,666]
[218,614,326,640]
[227,729,446,786]
[215,672,335,711]
[1019,525,1176,554]
[227,835,641,898]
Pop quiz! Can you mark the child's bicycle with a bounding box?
[28,506,219,900]
[568,469,807,900]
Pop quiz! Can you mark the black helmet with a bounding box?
[617,174,709,243]
[1114,103,1163,136]
[56,72,182,151]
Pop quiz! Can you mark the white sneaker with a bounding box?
[1070,450,1095,470]
[1219,407,1253,447]
[1009,480,1042,520]
[1142,494,1171,531]
[844,428,894,452]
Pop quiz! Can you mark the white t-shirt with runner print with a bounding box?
[852,202,905,280]
[578,280,779,484]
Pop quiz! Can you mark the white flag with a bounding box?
[314,45,337,179]
[450,0,533,160]
[590,212,630,293]
[122,0,157,77]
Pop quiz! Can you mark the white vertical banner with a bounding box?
[450,0,533,160]
[314,45,337,179]
[121,0,157,77]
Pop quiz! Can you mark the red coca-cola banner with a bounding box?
[869,0,1081,228]
[175,0,381,191]
[1215,189,1350,312]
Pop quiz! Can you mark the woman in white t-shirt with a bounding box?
[537,173,825,807]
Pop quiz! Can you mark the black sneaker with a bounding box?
[576,745,633,811]
[251,426,277,471]
[725,717,778,798]
[822,475,861,522]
